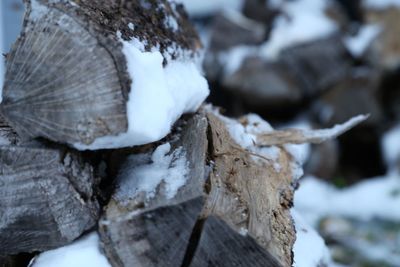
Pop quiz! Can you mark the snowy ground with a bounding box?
[293,123,400,267]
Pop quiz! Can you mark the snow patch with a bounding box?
[382,124,400,170]
[164,14,179,32]
[292,209,333,267]
[115,142,189,202]
[209,108,283,171]
[30,0,49,21]
[280,120,312,164]
[30,232,111,267]
[295,175,400,225]
[176,0,244,17]
[282,120,312,180]
[218,45,259,75]
[260,0,337,60]
[128,22,135,30]
[344,24,381,57]
[74,36,209,150]
[216,0,338,74]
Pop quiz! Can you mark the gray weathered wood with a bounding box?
[189,216,282,267]
[222,35,351,110]
[0,114,18,145]
[99,111,299,267]
[0,145,100,255]
[101,197,204,267]
[99,113,209,267]
[0,0,201,145]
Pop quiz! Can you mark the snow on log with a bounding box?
[99,110,298,267]
[99,113,209,267]
[204,112,295,267]
[15,107,368,266]
[0,0,209,150]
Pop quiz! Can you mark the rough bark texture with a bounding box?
[204,113,295,267]
[0,145,100,255]
[0,0,201,145]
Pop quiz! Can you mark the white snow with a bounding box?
[280,120,312,180]
[176,0,244,17]
[260,0,337,60]
[216,0,338,75]
[115,142,189,202]
[292,209,333,267]
[344,24,381,57]
[74,36,209,150]
[164,15,179,32]
[30,232,111,267]
[295,175,400,225]
[128,22,135,30]
[208,108,283,170]
[30,0,49,21]
[364,0,400,9]
[382,124,400,170]
[218,45,259,75]
[223,9,265,33]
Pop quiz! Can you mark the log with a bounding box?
[99,110,297,266]
[279,35,351,96]
[99,113,209,267]
[222,35,351,110]
[188,216,281,267]
[203,112,295,266]
[0,0,201,147]
[0,119,100,255]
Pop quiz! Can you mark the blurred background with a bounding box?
[1,0,400,266]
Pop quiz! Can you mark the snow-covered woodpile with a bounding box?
[1,0,397,267]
